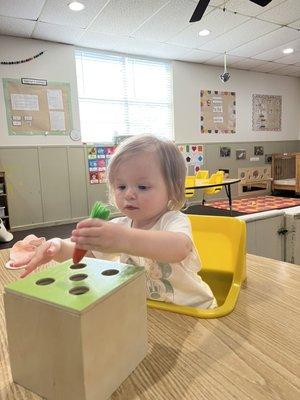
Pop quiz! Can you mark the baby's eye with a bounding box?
[117,185,126,191]
[138,185,148,190]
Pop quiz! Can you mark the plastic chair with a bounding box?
[195,170,209,180]
[185,175,196,199]
[202,172,224,205]
[147,215,246,318]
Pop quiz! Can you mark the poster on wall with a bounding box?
[252,94,282,131]
[177,144,204,173]
[200,90,236,134]
[87,145,115,184]
[2,78,72,135]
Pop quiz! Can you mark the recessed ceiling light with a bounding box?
[69,1,85,11]
[198,29,210,37]
[283,48,294,54]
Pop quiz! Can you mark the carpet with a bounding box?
[183,204,244,217]
[207,196,300,214]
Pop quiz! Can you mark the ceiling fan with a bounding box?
[190,0,273,23]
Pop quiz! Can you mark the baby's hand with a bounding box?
[15,239,62,278]
[71,219,128,254]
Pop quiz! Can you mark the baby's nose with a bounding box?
[124,187,136,199]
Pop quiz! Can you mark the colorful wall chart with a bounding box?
[177,144,204,173]
[252,94,282,131]
[200,90,236,134]
[87,145,115,184]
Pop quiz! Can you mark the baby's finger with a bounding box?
[10,258,29,268]
[20,263,37,278]
[72,227,102,238]
[19,253,44,278]
[76,219,105,229]
[47,241,58,255]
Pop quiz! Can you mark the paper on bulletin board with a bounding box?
[252,94,281,131]
[200,90,236,134]
[2,78,73,135]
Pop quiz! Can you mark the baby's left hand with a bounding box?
[71,218,129,253]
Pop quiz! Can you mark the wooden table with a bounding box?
[0,249,299,400]
[186,178,241,214]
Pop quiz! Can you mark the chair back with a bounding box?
[185,176,195,199]
[195,170,209,180]
[204,172,223,195]
[189,215,246,308]
[147,215,247,318]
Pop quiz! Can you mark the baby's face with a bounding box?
[113,152,169,229]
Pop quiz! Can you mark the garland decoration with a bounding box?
[0,51,45,65]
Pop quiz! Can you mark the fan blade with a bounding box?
[190,0,211,23]
[249,0,272,6]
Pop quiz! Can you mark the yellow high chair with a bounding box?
[202,171,224,205]
[147,215,246,318]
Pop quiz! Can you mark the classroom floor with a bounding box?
[207,195,300,214]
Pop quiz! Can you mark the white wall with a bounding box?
[0,35,80,146]
[0,35,300,146]
[173,60,300,143]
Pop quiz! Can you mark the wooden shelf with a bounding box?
[0,172,10,230]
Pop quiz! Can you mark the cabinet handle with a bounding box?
[277,228,288,235]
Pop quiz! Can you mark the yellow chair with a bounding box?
[184,175,196,199]
[202,171,223,205]
[147,215,246,318]
[195,169,209,180]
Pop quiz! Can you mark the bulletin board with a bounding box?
[252,94,281,131]
[2,78,73,135]
[200,90,236,134]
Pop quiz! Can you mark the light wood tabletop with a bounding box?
[0,249,299,400]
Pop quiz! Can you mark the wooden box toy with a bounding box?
[4,258,148,400]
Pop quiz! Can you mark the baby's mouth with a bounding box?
[125,205,139,210]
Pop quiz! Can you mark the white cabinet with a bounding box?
[284,206,300,265]
[237,210,285,261]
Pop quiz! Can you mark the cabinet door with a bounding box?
[0,148,43,228]
[254,216,285,261]
[67,147,88,218]
[293,217,300,265]
[285,214,300,265]
[38,147,71,223]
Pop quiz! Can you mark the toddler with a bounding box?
[14,135,216,309]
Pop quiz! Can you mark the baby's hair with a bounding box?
[107,135,186,210]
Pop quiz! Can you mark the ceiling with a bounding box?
[1,0,300,77]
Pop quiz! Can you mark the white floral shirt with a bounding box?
[92,211,217,309]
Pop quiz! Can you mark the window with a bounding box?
[75,49,173,143]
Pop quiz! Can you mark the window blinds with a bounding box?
[75,49,173,143]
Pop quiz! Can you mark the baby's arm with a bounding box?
[122,229,192,263]
[71,219,192,263]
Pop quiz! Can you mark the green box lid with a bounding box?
[5,258,144,313]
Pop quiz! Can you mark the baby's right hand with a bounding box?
[10,238,62,278]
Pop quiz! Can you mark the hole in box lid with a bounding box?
[69,273,88,281]
[101,269,119,276]
[70,263,86,270]
[69,286,89,295]
[36,278,55,286]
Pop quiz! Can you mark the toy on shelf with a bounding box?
[4,258,147,400]
[73,201,110,264]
